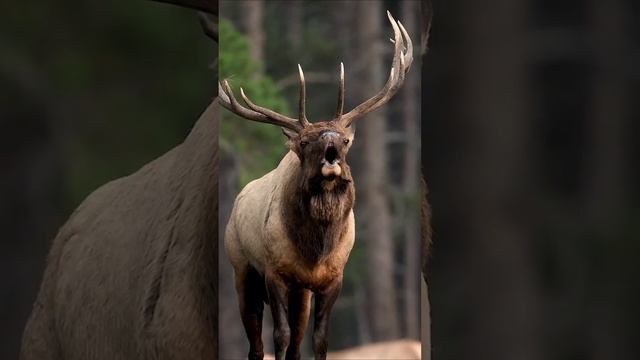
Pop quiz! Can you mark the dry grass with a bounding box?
[264,339,421,360]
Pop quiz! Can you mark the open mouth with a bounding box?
[324,146,339,165]
[320,146,341,179]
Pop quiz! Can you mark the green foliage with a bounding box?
[219,19,291,187]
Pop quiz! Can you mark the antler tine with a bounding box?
[238,87,302,129]
[298,64,310,127]
[218,80,303,132]
[335,62,345,119]
[338,10,413,128]
[365,43,408,111]
[398,21,413,72]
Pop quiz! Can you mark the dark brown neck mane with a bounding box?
[282,164,355,264]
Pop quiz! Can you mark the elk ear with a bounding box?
[281,127,298,140]
[345,124,355,142]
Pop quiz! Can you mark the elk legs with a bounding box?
[312,280,342,360]
[236,266,266,360]
[266,271,291,360]
[285,288,312,360]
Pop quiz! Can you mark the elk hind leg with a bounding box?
[285,288,311,360]
[312,281,342,360]
[265,270,291,360]
[236,265,266,360]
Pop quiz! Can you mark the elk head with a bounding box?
[219,11,413,192]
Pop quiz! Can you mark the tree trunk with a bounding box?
[287,1,303,53]
[419,1,433,358]
[455,0,540,358]
[242,0,264,64]
[356,1,401,341]
[584,0,630,239]
[401,0,421,341]
[420,278,431,360]
[585,0,631,358]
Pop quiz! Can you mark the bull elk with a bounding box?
[220,11,413,360]
[20,1,219,359]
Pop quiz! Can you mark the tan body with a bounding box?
[224,145,355,360]
[225,151,355,291]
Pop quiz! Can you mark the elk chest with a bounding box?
[263,208,355,292]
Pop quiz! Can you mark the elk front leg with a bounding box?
[312,280,342,360]
[285,288,312,360]
[235,266,266,360]
[265,270,291,360]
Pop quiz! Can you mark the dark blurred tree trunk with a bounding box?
[585,0,632,358]
[287,1,303,53]
[0,48,68,357]
[454,0,541,358]
[0,112,64,359]
[420,278,430,360]
[242,0,264,64]
[419,1,433,358]
[356,1,401,341]
[585,0,630,239]
[401,0,420,341]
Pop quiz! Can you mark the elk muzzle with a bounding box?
[320,132,342,178]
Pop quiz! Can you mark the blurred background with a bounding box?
[423,0,640,359]
[0,1,213,358]
[218,0,422,358]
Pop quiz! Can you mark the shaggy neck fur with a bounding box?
[282,161,355,264]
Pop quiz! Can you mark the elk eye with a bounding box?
[343,139,350,145]
[300,141,308,148]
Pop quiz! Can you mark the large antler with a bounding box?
[219,10,412,132]
[336,11,413,127]
[218,64,310,132]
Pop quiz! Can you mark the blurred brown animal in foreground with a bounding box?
[20,1,219,359]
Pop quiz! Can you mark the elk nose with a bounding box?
[321,131,339,144]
